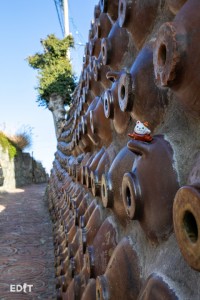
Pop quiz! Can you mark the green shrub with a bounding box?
[0,131,17,160]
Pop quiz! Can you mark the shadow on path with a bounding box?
[0,184,56,299]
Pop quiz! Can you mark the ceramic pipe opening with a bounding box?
[91,171,101,196]
[158,43,167,67]
[96,276,109,300]
[153,22,180,87]
[118,72,133,112]
[173,186,200,271]
[101,173,113,208]
[118,0,127,27]
[103,90,114,119]
[85,167,91,188]
[81,166,86,185]
[183,210,198,243]
[122,172,140,220]
[101,38,110,65]
[86,246,95,278]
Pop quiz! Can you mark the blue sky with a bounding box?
[0,0,97,173]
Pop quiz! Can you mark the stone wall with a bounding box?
[0,145,48,190]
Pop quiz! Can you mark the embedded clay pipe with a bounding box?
[101,21,135,71]
[173,185,200,271]
[89,37,102,58]
[86,69,105,97]
[81,204,107,254]
[90,97,112,146]
[101,146,136,223]
[93,55,112,90]
[122,135,179,242]
[73,265,90,299]
[94,12,112,39]
[94,4,101,20]
[167,0,188,15]
[90,150,110,196]
[79,199,97,229]
[138,273,179,300]
[154,0,200,115]
[81,152,97,185]
[96,237,141,300]
[118,43,168,131]
[81,279,96,300]
[85,147,105,188]
[100,0,119,22]
[103,71,130,134]
[81,97,102,147]
[118,0,159,50]
[85,216,118,278]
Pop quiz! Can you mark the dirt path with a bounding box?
[0,184,56,300]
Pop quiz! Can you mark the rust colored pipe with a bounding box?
[103,73,130,134]
[100,0,119,22]
[118,0,159,50]
[118,43,168,131]
[96,237,141,300]
[154,0,200,115]
[122,135,179,242]
[138,273,179,300]
[85,216,118,278]
[101,146,136,224]
[101,21,135,71]
[173,185,200,271]
[90,97,112,146]
[85,147,105,188]
[167,0,188,15]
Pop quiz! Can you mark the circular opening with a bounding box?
[158,43,167,66]
[104,97,108,112]
[102,45,106,58]
[120,2,124,15]
[102,183,106,198]
[120,84,126,100]
[183,211,198,243]
[97,288,101,300]
[126,186,131,208]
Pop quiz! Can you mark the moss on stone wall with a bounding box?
[0,132,17,160]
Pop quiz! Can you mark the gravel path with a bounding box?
[0,184,56,300]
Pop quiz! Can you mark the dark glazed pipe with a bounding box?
[118,43,168,131]
[138,273,179,300]
[85,147,105,188]
[167,0,188,15]
[94,12,112,39]
[103,70,130,134]
[81,279,96,300]
[122,135,179,242]
[96,237,141,300]
[90,97,112,146]
[101,146,136,223]
[85,216,118,278]
[100,0,119,22]
[173,185,200,271]
[154,0,200,115]
[118,0,159,50]
[101,21,135,71]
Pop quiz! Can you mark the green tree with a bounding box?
[27,34,76,107]
[27,34,76,138]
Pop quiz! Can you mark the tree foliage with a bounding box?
[27,34,76,106]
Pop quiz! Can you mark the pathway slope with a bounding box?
[0,184,56,299]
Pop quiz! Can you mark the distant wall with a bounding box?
[0,145,48,190]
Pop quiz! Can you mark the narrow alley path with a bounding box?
[0,184,56,300]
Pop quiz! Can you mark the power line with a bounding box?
[53,0,65,37]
